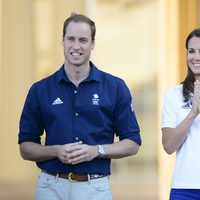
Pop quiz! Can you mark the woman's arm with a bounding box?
[162,80,200,154]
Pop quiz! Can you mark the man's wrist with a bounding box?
[97,145,107,158]
[50,145,61,158]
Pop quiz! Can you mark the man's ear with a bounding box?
[62,37,64,47]
[91,39,95,49]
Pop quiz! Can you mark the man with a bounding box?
[18,13,141,200]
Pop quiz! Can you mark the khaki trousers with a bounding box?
[35,171,112,200]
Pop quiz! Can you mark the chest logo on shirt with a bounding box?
[181,102,192,109]
[92,94,99,105]
[182,93,193,109]
[52,97,64,105]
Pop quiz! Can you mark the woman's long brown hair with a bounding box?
[182,28,200,102]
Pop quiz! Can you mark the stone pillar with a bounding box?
[0,0,34,181]
[178,0,198,81]
[157,0,179,199]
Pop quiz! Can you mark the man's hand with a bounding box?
[57,142,99,165]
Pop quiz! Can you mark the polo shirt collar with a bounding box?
[57,61,101,83]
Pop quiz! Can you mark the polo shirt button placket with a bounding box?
[74,89,80,143]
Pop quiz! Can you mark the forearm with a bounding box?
[162,111,198,154]
[20,142,60,162]
[101,139,140,159]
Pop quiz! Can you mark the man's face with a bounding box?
[62,21,95,67]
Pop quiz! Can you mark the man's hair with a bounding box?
[63,13,96,41]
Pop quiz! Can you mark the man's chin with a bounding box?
[69,59,82,66]
[73,63,83,67]
[70,60,87,67]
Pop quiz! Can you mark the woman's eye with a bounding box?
[188,50,195,54]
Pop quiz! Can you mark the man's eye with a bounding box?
[67,37,74,41]
[80,39,88,43]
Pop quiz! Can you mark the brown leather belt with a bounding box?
[42,171,106,182]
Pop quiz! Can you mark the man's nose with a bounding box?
[73,40,80,49]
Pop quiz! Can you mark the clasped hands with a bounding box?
[192,80,200,114]
[56,141,99,165]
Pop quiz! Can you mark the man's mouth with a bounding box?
[71,52,82,56]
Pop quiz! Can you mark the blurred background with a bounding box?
[0,0,200,199]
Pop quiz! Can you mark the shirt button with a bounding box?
[74,90,77,94]
[75,113,79,116]
[75,137,79,141]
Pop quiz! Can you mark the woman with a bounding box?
[161,28,200,200]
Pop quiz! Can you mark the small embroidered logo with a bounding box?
[130,102,134,112]
[92,94,99,105]
[182,102,192,109]
[182,93,193,109]
[52,97,63,105]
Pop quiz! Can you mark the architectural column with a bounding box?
[0,0,34,180]
[178,0,198,80]
[32,0,86,81]
[0,0,2,168]
[157,0,179,199]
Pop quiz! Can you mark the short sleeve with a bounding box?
[161,89,177,129]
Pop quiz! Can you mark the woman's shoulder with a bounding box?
[166,84,183,94]
[164,84,183,103]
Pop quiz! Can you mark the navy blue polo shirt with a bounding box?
[18,62,141,175]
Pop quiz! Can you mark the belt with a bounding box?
[42,171,107,182]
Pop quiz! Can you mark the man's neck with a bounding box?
[64,63,91,87]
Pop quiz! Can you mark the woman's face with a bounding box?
[187,36,200,80]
